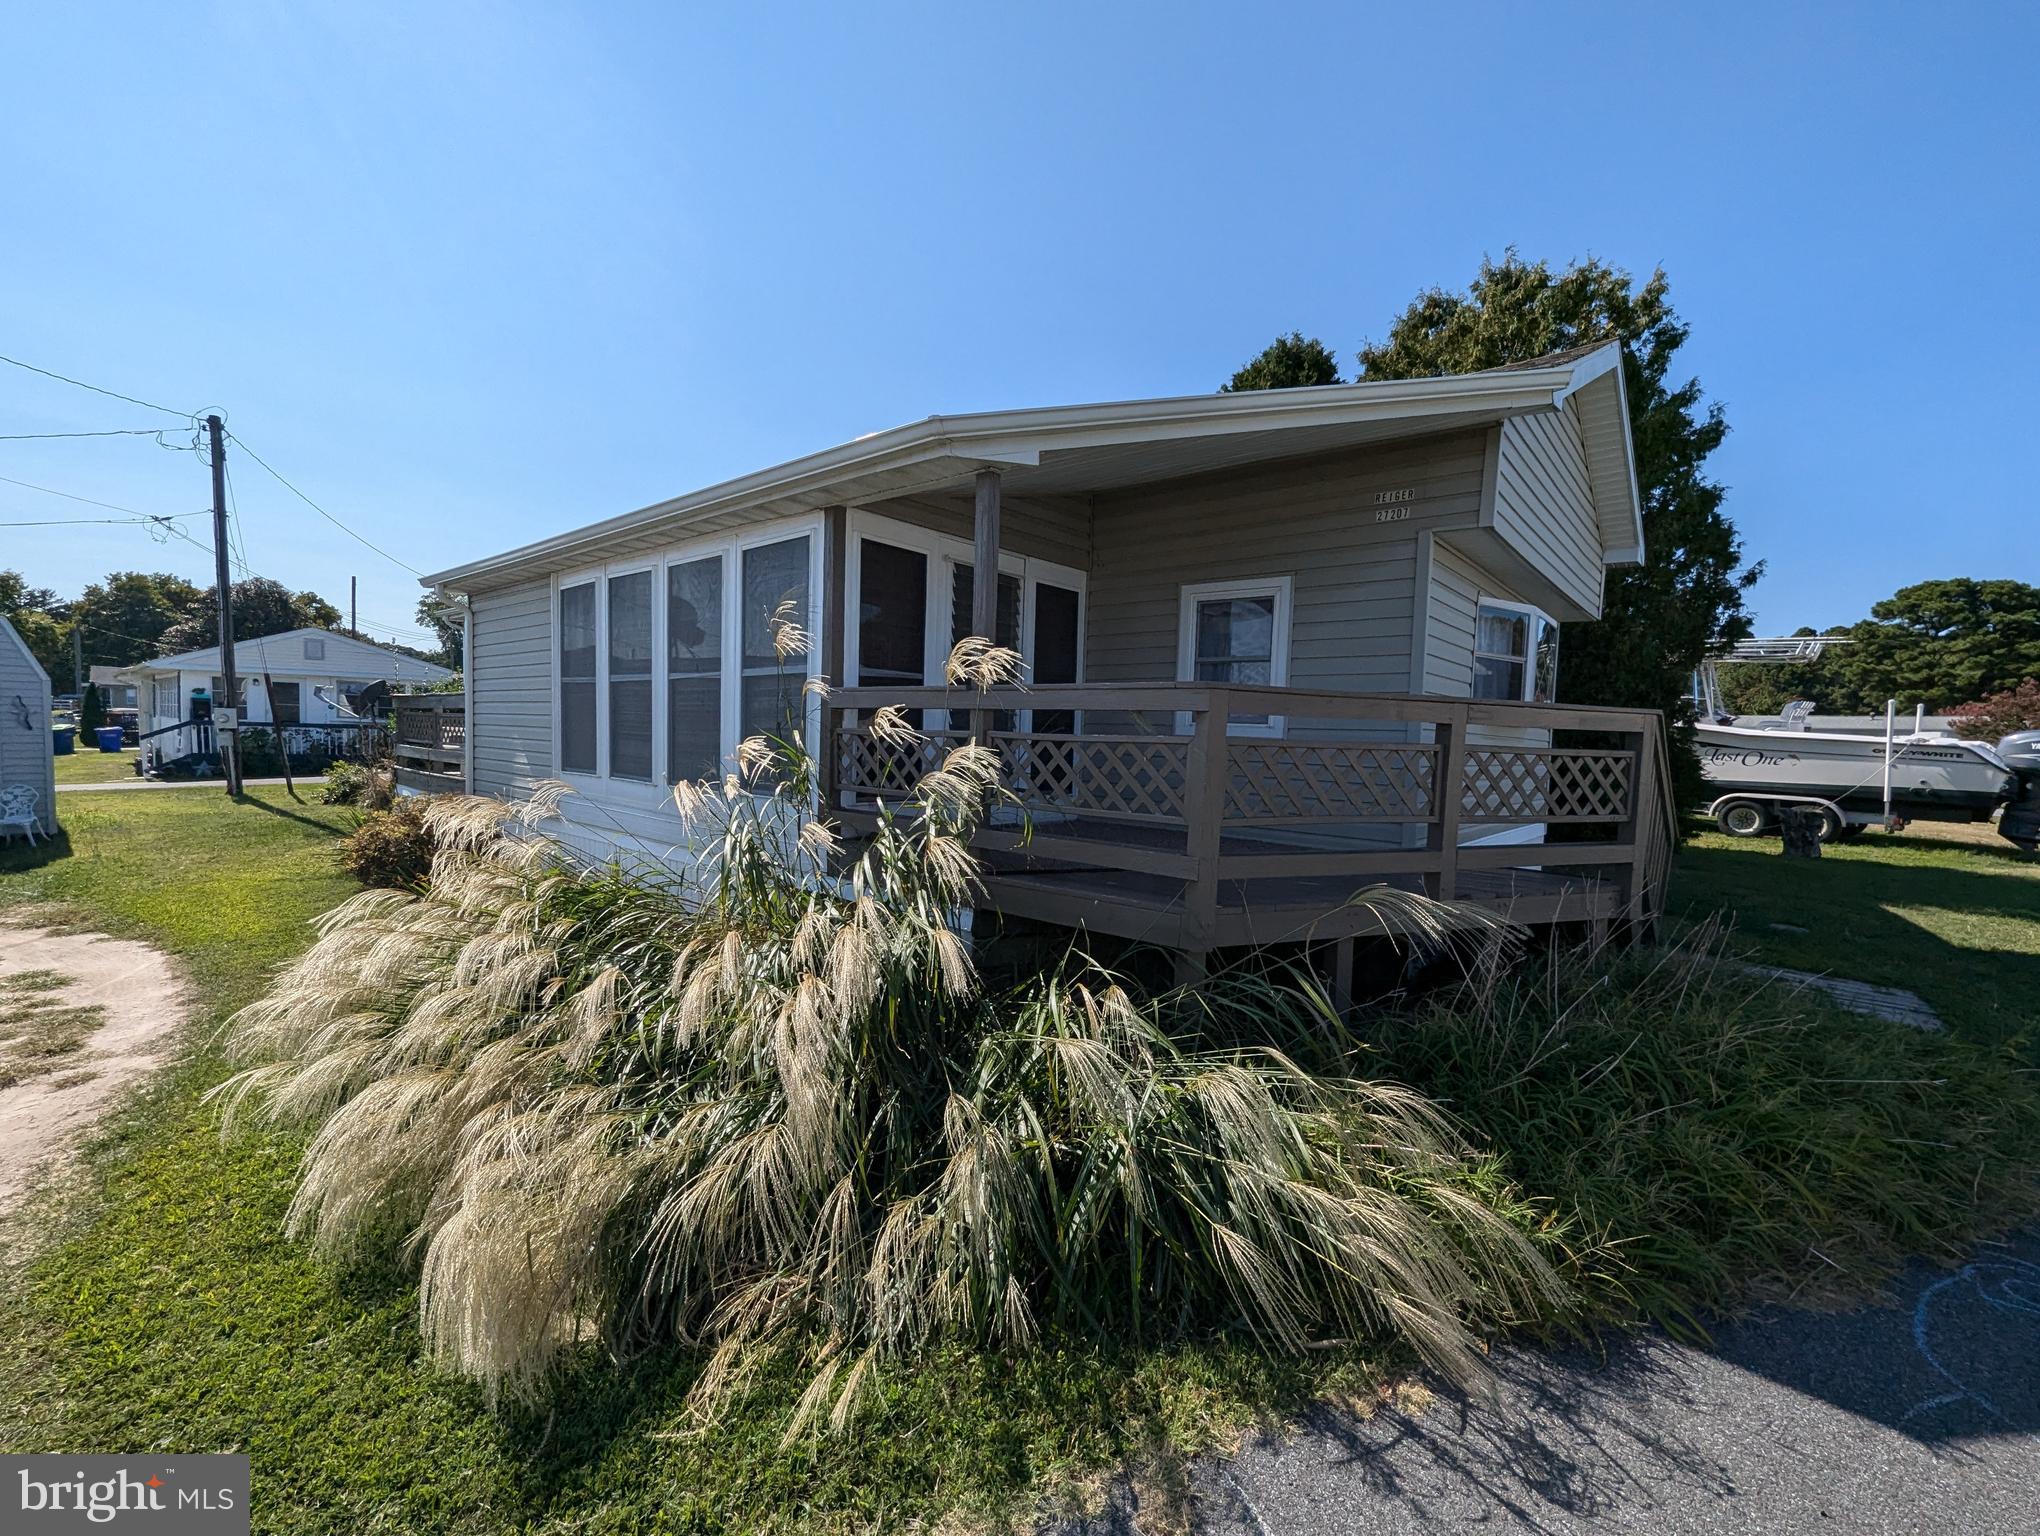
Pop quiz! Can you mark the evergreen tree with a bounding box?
[1223,332,1343,391]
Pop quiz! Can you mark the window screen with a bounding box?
[559,582,597,773]
[667,555,723,783]
[857,540,928,686]
[608,571,654,780]
[739,536,811,747]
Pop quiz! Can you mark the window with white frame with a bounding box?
[1472,600,1559,702]
[607,570,654,780]
[1177,577,1292,736]
[559,583,598,773]
[666,555,722,783]
[556,525,817,789]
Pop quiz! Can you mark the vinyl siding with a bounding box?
[0,619,56,835]
[1425,540,1547,846]
[1491,403,1605,618]
[1084,433,1487,852]
[469,578,553,802]
[1086,431,1488,702]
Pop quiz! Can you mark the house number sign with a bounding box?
[1373,487,1413,522]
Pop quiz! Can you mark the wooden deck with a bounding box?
[392,693,465,793]
[824,681,1676,962]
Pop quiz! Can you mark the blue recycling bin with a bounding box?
[95,726,126,753]
[52,726,76,755]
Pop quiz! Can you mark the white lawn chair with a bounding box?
[0,784,40,846]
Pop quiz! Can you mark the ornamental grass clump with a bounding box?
[1377,923,2040,1329]
[217,646,1563,1428]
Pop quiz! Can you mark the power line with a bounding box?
[0,472,190,519]
[1,513,207,527]
[0,427,194,441]
[0,351,194,419]
[227,431,425,577]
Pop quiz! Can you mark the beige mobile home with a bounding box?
[424,342,1673,971]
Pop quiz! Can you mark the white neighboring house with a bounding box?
[122,628,452,745]
[0,613,57,838]
[86,666,139,712]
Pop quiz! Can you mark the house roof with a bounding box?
[425,342,1644,593]
[119,627,454,684]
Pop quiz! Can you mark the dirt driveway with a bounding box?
[0,924,188,1217]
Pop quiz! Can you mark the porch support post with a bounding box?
[971,469,1002,645]
[1426,702,1467,903]
[1178,686,1230,978]
[819,505,848,818]
[969,468,1002,745]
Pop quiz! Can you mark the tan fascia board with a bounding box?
[422,366,1586,592]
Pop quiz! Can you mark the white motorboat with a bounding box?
[1690,638,2018,839]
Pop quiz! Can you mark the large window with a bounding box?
[1176,577,1292,737]
[666,556,722,784]
[740,536,812,746]
[557,525,816,789]
[608,570,654,780]
[1473,600,1559,702]
[559,582,597,773]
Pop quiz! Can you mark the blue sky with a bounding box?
[3,1,2033,656]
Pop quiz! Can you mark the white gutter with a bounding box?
[421,356,1609,592]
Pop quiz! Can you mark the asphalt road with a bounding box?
[1060,1233,2040,1535]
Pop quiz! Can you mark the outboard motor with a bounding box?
[1998,731,2040,850]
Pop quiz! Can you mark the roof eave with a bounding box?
[423,366,1587,592]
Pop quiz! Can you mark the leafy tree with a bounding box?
[415,594,465,669]
[1826,579,2040,712]
[1950,680,2040,741]
[155,578,343,653]
[0,569,70,681]
[0,570,63,617]
[71,571,205,668]
[1223,332,1343,391]
[1352,252,1761,809]
[1718,581,2040,717]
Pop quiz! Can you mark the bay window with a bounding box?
[556,523,817,788]
[1472,600,1559,703]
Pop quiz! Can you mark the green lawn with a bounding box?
[53,745,144,784]
[1671,825,2040,1061]
[5,794,2036,1535]
[0,786,1371,1534]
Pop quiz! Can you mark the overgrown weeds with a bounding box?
[1377,922,2040,1328]
[216,653,1564,1427]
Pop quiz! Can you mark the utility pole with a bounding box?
[207,414,241,796]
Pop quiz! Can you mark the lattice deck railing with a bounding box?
[825,683,1671,952]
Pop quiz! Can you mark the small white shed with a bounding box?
[0,613,58,838]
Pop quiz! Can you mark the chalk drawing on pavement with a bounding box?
[1900,1257,2040,1430]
